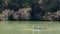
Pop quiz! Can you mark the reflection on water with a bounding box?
[0,21,60,34]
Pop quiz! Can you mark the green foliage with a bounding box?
[22,0,33,8]
[8,0,33,8]
[42,0,58,13]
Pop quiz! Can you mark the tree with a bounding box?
[30,0,42,21]
[41,0,59,13]
[7,0,33,11]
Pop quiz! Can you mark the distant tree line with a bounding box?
[0,0,59,11]
[0,0,60,21]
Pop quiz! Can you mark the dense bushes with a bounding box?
[0,0,60,21]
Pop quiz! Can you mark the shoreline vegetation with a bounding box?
[0,0,60,21]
